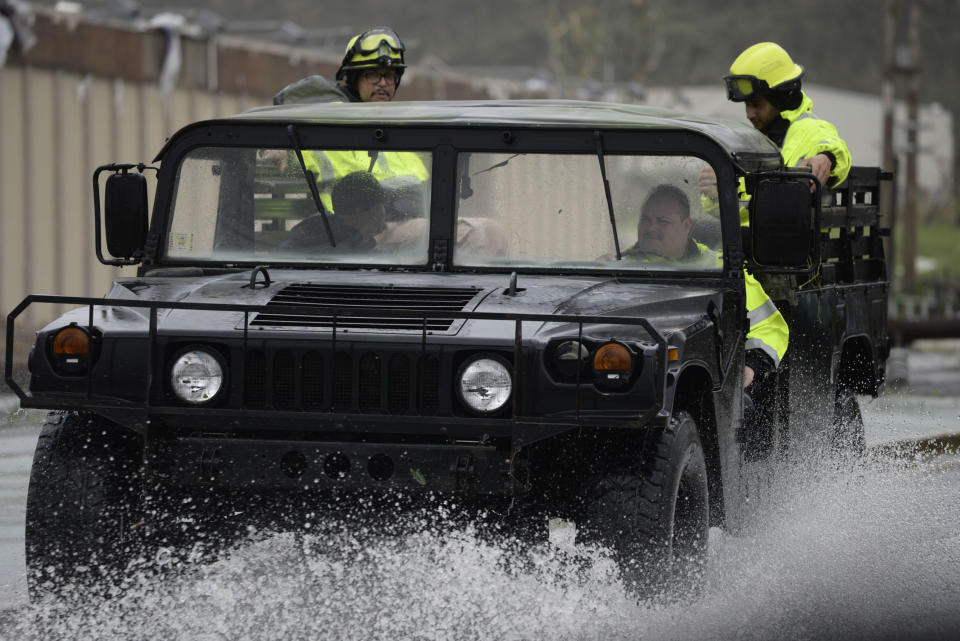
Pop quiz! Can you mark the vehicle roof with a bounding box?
[158,99,782,167]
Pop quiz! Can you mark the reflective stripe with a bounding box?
[748,298,779,326]
[745,337,781,368]
[744,271,788,364]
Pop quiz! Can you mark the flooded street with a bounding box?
[1,347,959,640]
[0,453,957,641]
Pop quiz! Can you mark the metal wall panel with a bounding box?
[1,68,27,324]
[0,68,270,330]
[56,72,89,317]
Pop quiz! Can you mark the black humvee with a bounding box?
[4,100,889,595]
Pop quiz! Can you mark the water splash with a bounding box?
[5,452,960,641]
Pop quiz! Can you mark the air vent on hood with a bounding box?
[250,283,481,332]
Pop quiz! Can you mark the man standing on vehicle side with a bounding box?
[707,43,846,453]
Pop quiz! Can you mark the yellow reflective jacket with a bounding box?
[304,149,430,213]
[779,92,851,189]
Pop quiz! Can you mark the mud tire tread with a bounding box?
[25,411,143,597]
[586,411,709,594]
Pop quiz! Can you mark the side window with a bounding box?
[168,156,225,258]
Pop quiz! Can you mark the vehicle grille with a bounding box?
[243,348,440,415]
[250,284,481,332]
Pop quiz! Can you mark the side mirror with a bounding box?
[105,172,148,258]
[94,164,156,266]
[748,177,818,270]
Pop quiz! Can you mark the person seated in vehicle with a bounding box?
[622,184,716,265]
[284,171,386,252]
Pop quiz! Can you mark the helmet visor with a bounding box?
[723,75,769,102]
[353,28,405,56]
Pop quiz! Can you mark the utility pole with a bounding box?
[882,0,897,282]
[902,0,921,290]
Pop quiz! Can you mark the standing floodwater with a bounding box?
[2,448,958,641]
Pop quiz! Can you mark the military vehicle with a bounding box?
[4,100,889,595]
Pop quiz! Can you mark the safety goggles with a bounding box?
[350,27,405,58]
[723,75,770,102]
[724,73,802,102]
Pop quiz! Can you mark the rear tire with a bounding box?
[25,411,144,598]
[586,411,709,596]
[833,387,865,455]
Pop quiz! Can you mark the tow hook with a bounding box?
[452,454,475,489]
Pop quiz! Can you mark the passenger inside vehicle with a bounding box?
[284,171,387,251]
[621,184,717,266]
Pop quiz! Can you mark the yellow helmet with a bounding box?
[724,42,804,104]
[336,27,406,84]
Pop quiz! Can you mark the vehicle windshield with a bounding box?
[455,152,721,272]
[166,146,433,265]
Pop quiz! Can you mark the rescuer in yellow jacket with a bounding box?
[702,42,852,225]
[623,185,788,387]
[725,42,850,185]
[272,27,430,217]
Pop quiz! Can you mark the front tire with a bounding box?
[587,411,709,595]
[25,411,144,598]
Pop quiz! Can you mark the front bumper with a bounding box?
[148,436,513,495]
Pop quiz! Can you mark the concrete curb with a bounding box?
[869,431,960,458]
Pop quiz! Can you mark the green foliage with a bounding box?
[915,220,960,273]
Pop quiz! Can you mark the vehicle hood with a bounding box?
[49,269,724,340]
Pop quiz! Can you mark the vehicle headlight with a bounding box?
[170,349,224,404]
[457,356,512,414]
[551,339,591,379]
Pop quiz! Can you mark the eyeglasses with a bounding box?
[360,69,398,84]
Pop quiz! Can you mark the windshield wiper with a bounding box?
[594,131,621,260]
[287,124,335,247]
